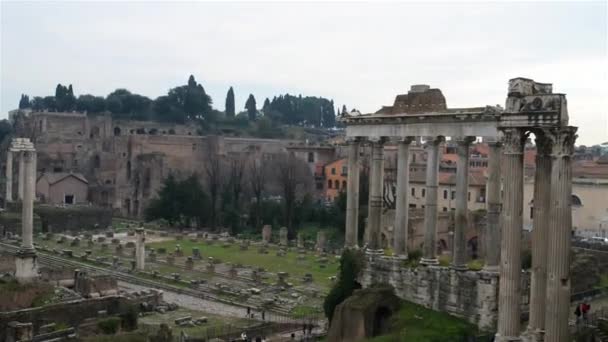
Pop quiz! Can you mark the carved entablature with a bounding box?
[505,77,569,127]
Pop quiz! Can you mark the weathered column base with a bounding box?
[420,257,439,266]
[494,333,522,342]
[450,264,468,271]
[365,248,384,256]
[521,329,544,342]
[15,249,39,284]
[482,265,500,273]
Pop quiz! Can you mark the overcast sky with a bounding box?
[1,1,606,144]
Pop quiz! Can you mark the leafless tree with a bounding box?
[276,152,313,239]
[204,148,224,230]
[228,155,246,209]
[248,154,267,229]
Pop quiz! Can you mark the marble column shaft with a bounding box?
[135,228,146,271]
[345,140,360,248]
[21,151,35,250]
[545,127,577,342]
[18,152,24,201]
[367,139,384,251]
[496,128,525,341]
[452,137,474,269]
[393,138,413,257]
[421,136,443,265]
[527,134,553,337]
[6,150,12,204]
[484,142,502,271]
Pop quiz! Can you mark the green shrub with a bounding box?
[323,249,364,322]
[438,255,451,266]
[97,317,120,335]
[408,249,422,260]
[120,305,139,331]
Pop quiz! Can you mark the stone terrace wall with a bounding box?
[359,256,499,330]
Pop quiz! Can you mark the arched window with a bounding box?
[342,180,347,189]
[572,195,582,206]
[334,180,340,189]
[443,190,448,199]
[113,127,121,136]
[327,180,332,189]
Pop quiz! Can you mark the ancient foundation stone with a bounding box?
[262,225,272,243]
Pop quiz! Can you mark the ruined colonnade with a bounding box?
[343,78,577,341]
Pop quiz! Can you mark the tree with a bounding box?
[225,87,235,118]
[160,75,213,123]
[204,146,224,230]
[145,174,181,226]
[323,249,363,322]
[18,94,30,109]
[0,120,13,143]
[262,98,270,112]
[221,155,246,233]
[276,152,313,238]
[248,155,267,229]
[76,95,106,113]
[245,94,257,121]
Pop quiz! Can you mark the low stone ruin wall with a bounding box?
[0,291,162,340]
[359,256,499,331]
[35,205,112,233]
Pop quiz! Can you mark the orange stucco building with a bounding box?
[323,158,348,202]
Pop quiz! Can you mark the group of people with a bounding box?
[574,302,591,323]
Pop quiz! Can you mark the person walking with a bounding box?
[575,303,582,324]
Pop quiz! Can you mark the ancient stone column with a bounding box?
[527,133,553,339]
[5,149,13,205]
[421,136,444,265]
[135,228,146,271]
[18,151,24,201]
[544,127,577,342]
[345,138,360,248]
[393,137,413,258]
[367,137,385,252]
[21,150,35,250]
[495,128,525,342]
[452,136,475,270]
[483,141,502,272]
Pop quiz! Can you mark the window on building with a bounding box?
[572,195,582,206]
[451,190,455,200]
[422,188,426,197]
[93,155,101,168]
[127,161,132,180]
[411,188,415,196]
[342,180,347,189]
[443,190,448,199]
[327,180,332,189]
[468,192,471,201]
[316,182,323,190]
[443,207,448,212]
[530,207,534,219]
[342,166,347,175]
[334,180,340,189]
[331,168,336,175]
[409,204,416,208]
[308,152,314,163]
[64,194,74,204]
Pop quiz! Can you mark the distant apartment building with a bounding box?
[323,158,348,202]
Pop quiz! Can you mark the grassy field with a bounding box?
[148,239,339,289]
[368,300,479,342]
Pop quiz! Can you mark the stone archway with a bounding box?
[372,306,393,337]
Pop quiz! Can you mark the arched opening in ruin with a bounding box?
[437,239,448,254]
[126,161,132,180]
[468,236,479,259]
[90,126,100,139]
[149,128,158,135]
[93,155,101,168]
[372,306,393,337]
[114,127,121,136]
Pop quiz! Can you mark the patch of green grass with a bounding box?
[83,332,147,342]
[467,259,484,271]
[290,305,323,318]
[438,255,451,267]
[597,274,608,288]
[148,239,339,290]
[368,300,478,342]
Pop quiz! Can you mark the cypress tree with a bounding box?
[225,87,235,117]
[245,94,257,121]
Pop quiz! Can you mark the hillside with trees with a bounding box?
[17,75,343,139]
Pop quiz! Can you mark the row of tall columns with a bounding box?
[344,139,360,248]
[496,127,577,342]
[483,142,502,272]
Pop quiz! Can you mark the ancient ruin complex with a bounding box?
[342,78,577,341]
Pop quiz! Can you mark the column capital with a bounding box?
[394,136,415,145]
[368,136,388,144]
[501,128,526,155]
[534,132,554,157]
[454,136,476,146]
[345,136,363,144]
[423,136,445,146]
[546,126,578,158]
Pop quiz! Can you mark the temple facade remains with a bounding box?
[343,78,577,341]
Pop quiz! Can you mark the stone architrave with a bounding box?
[316,230,327,252]
[135,228,146,271]
[345,138,360,248]
[279,227,288,246]
[495,128,525,341]
[262,225,272,243]
[393,137,413,258]
[544,127,577,342]
[421,136,444,265]
[367,137,385,252]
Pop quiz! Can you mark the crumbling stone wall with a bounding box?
[35,205,112,233]
[359,256,500,330]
